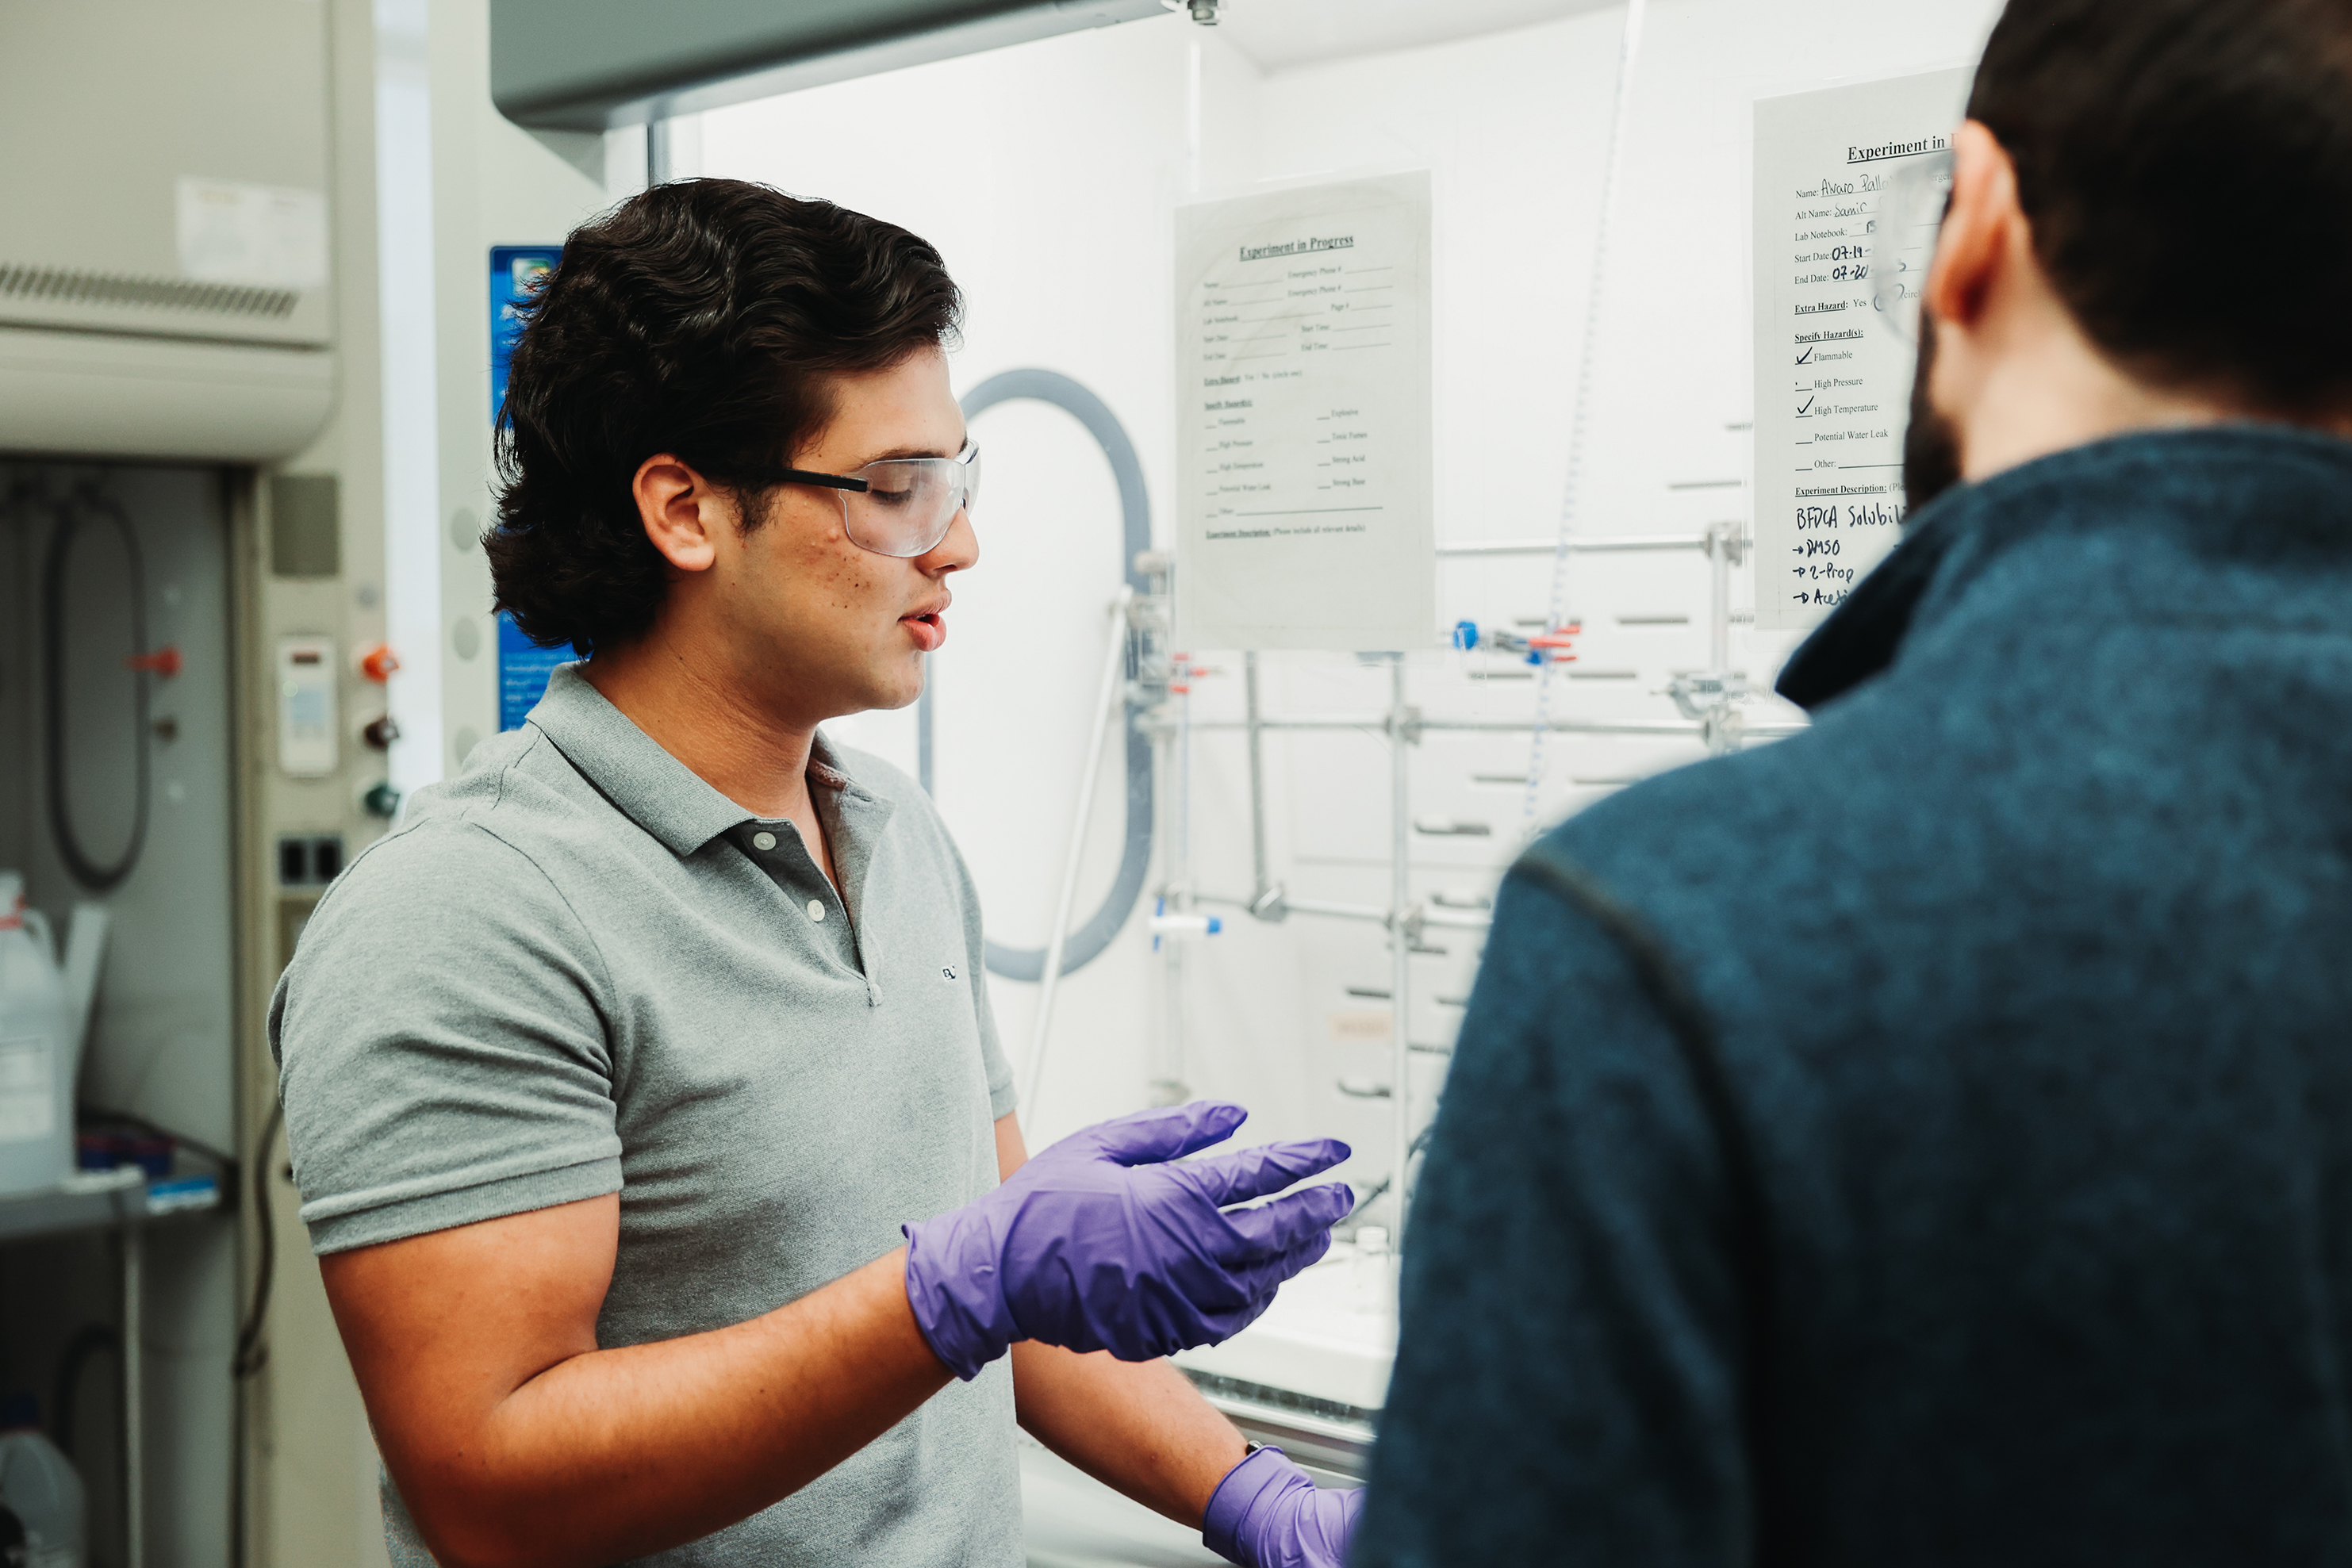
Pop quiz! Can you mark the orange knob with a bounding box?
[359,643,401,683]
[125,646,182,678]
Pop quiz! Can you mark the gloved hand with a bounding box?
[902,1101,1352,1378]
[1204,1445,1364,1568]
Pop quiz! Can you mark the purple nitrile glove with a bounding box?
[902,1101,1353,1379]
[1204,1445,1364,1568]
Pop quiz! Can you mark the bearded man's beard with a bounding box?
[1903,309,1964,515]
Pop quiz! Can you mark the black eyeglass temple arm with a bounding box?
[705,465,870,493]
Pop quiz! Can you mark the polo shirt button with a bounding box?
[751,830,777,852]
[808,899,827,922]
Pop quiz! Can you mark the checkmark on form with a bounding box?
[1797,393,1816,415]
[1796,347,1815,365]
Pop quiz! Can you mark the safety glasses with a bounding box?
[719,442,981,558]
[1870,150,1955,347]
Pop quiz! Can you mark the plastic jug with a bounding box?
[0,875,105,1200]
[0,1396,84,1568]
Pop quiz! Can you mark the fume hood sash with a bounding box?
[0,327,333,463]
[492,0,1166,132]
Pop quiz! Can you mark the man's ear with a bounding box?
[631,454,728,573]
[1922,120,2024,335]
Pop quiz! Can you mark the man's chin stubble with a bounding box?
[1904,309,1965,516]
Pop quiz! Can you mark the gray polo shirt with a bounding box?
[270,664,1021,1568]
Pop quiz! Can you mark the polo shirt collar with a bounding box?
[809,734,896,929]
[527,664,892,860]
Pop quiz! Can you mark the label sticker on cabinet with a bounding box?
[276,635,338,776]
[177,178,329,290]
[0,1035,56,1141]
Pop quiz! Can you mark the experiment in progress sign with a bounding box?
[1174,172,1434,652]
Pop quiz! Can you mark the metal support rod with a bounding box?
[1149,662,1188,1103]
[1709,523,1732,674]
[1185,714,1800,742]
[1195,890,1389,922]
[1023,586,1135,1123]
[1437,533,1725,557]
[1201,888,1491,930]
[647,117,672,185]
[124,1219,144,1568]
[1243,652,1274,907]
[1285,896,1391,924]
[1178,715,1707,737]
[1422,717,1700,736]
[1387,656,1414,1248]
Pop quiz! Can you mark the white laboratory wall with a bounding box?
[379,0,445,807]
[697,10,1627,1185]
[697,0,2002,1210]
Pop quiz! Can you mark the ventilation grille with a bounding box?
[0,263,300,320]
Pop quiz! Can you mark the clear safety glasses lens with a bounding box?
[839,444,982,558]
[1869,150,1954,347]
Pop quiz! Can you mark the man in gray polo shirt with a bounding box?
[272,181,1366,1568]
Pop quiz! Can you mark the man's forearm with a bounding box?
[360,1248,950,1568]
[1011,1340,1248,1529]
[991,1106,1250,1532]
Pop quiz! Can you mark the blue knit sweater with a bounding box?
[1359,427,2352,1566]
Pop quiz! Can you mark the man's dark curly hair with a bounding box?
[1970,0,2352,416]
[485,179,962,654]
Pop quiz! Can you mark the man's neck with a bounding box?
[1951,325,2237,485]
[1940,281,2352,482]
[581,629,818,822]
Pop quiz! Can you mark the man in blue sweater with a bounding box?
[1360,0,2352,1562]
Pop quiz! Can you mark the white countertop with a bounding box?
[1020,1242,1400,1566]
[1172,1240,1399,1411]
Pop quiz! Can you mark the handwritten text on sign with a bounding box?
[1752,70,1970,631]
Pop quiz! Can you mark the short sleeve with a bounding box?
[1355,865,1752,1567]
[270,820,624,1255]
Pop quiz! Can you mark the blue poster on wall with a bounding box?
[498,611,578,731]
[490,245,581,730]
[490,245,559,431]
